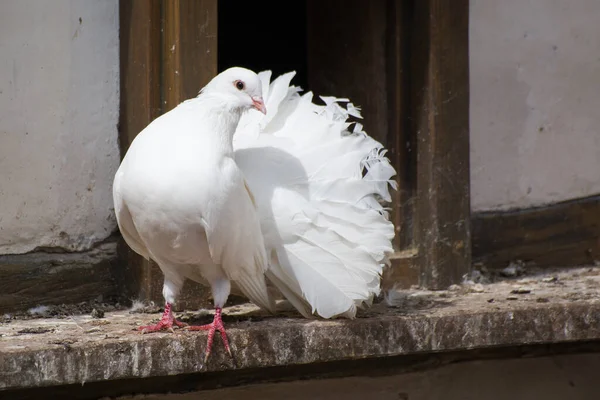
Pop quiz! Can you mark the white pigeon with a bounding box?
[113,67,397,362]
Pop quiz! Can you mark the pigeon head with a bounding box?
[201,67,266,115]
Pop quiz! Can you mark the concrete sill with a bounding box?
[1,267,600,395]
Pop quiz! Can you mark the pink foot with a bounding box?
[138,303,187,333]
[188,307,231,362]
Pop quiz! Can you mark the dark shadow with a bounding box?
[218,0,308,89]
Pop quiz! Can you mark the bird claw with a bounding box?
[139,305,235,366]
[188,308,232,364]
[137,303,186,334]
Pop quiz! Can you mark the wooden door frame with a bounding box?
[118,0,471,303]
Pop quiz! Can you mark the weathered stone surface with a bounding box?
[1,266,600,391]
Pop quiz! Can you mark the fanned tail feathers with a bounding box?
[234,71,397,319]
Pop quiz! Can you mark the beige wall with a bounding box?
[470,0,600,211]
[0,0,119,254]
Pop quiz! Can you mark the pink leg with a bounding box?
[138,303,187,333]
[188,307,231,362]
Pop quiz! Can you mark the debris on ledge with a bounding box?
[1,266,600,392]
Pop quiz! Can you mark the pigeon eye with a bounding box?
[235,80,245,91]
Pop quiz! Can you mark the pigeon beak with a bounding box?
[252,97,267,115]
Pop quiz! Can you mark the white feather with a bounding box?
[234,71,397,319]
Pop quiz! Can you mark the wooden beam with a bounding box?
[118,0,162,304]
[411,0,471,289]
[386,0,416,252]
[162,0,218,112]
[380,0,419,290]
[118,0,162,152]
[119,0,218,308]
[472,194,600,270]
[0,240,121,314]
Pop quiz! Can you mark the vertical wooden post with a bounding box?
[382,0,419,290]
[387,0,415,252]
[162,0,218,111]
[118,0,162,303]
[411,0,471,289]
[119,0,218,307]
[119,0,162,156]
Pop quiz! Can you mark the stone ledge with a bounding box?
[1,266,600,392]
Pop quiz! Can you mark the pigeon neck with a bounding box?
[197,96,244,155]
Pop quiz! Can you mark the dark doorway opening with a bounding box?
[218,0,309,90]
